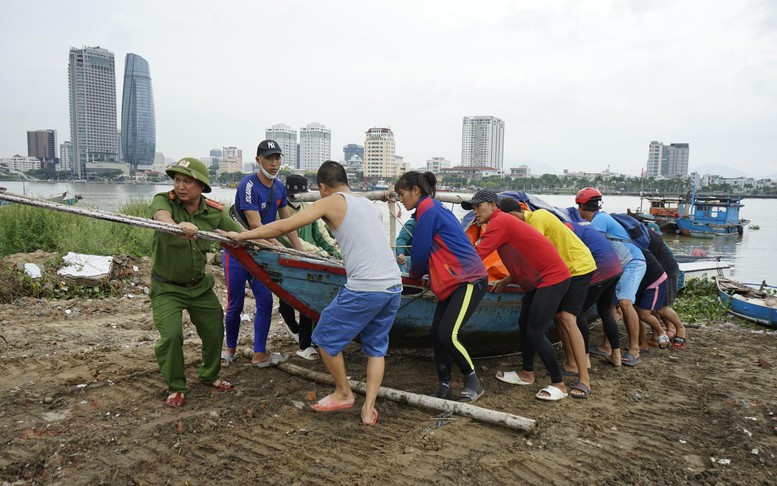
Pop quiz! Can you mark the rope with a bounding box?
[0,191,340,265]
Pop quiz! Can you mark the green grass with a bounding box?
[0,198,153,258]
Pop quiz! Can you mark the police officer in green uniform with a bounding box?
[150,157,244,408]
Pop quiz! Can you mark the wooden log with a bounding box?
[277,362,537,432]
[288,190,474,205]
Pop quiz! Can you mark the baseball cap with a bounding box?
[257,139,283,158]
[461,189,500,210]
[285,174,308,195]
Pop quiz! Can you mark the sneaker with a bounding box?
[296,347,319,360]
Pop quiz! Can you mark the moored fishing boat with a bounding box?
[676,195,748,237]
[716,277,777,327]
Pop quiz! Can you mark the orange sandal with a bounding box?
[206,379,236,391]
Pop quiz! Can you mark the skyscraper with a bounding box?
[299,122,331,172]
[60,141,73,172]
[27,129,58,170]
[266,124,298,168]
[461,116,505,170]
[646,141,689,178]
[68,46,119,179]
[364,128,396,178]
[121,53,156,173]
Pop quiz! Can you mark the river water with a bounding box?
[3,181,775,285]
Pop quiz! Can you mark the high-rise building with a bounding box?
[59,141,73,172]
[364,128,396,178]
[266,124,298,168]
[343,144,364,163]
[426,157,451,174]
[646,141,689,178]
[461,116,505,170]
[68,46,119,179]
[27,129,58,170]
[121,53,156,174]
[299,123,331,172]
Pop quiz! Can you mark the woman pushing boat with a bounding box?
[395,171,488,402]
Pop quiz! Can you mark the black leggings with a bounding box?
[576,274,621,351]
[278,299,313,350]
[431,278,486,381]
[519,279,570,384]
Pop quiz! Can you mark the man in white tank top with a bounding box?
[227,161,401,426]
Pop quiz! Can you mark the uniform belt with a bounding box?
[151,273,204,287]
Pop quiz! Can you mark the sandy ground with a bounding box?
[1,254,776,485]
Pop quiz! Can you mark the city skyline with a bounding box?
[1,1,776,178]
[121,53,156,173]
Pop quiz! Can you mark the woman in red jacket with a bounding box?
[464,190,572,401]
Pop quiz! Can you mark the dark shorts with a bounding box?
[312,285,401,357]
[558,272,594,316]
[664,271,679,306]
[637,279,667,310]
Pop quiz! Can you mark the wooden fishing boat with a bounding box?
[717,277,777,327]
[676,195,748,237]
[224,245,526,355]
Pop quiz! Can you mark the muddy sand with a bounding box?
[1,255,776,485]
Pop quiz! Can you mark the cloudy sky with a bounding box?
[2,0,776,177]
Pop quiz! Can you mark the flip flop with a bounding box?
[253,352,288,368]
[658,334,671,349]
[495,370,534,386]
[296,347,319,361]
[165,392,185,408]
[588,346,610,358]
[535,385,568,401]
[220,351,237,367]
[311,395,355,412]
[672,336,686,349]
[621,352,641,367]
[570,381,591,399]
[457,386,485,403]
[362,408,379,426]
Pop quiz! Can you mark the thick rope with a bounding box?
[0,191,339,264]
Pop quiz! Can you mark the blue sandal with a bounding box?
[621,352,641,367]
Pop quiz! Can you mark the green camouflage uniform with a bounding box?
[150,191,243,394]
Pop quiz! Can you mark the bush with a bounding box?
[674,277,731,323]
[0,199,153,258]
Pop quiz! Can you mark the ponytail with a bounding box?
[395,171,437,198]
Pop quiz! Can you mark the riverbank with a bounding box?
[1,252,776,484]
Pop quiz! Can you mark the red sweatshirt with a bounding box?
[476,209,570,292]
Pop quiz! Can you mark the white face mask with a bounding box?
[259,164,276,180]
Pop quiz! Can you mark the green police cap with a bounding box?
[166,158,212,193]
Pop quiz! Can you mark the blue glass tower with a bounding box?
[121,53,156,173]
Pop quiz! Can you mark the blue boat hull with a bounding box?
[676,217,743,237]
[717,278,777,327]
[224,245,527,354]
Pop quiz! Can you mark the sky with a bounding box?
[2,0,776,178]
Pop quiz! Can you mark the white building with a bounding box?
[426,157,451,174]
[0,155,41,172]
[299,122,331,172]
[646,141,689,178]
[509,165,531,178]
[461,116,505,170]
[59,141,73,172]
[364,127,396,178]
[68,46,119,179]
[266,124,298,169]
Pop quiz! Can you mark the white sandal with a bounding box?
[220,351,237,367]
[296,347,319,361]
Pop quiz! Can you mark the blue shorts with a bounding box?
[637,279,667,310]
[615,259,646,303]
[312,285,401,357]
